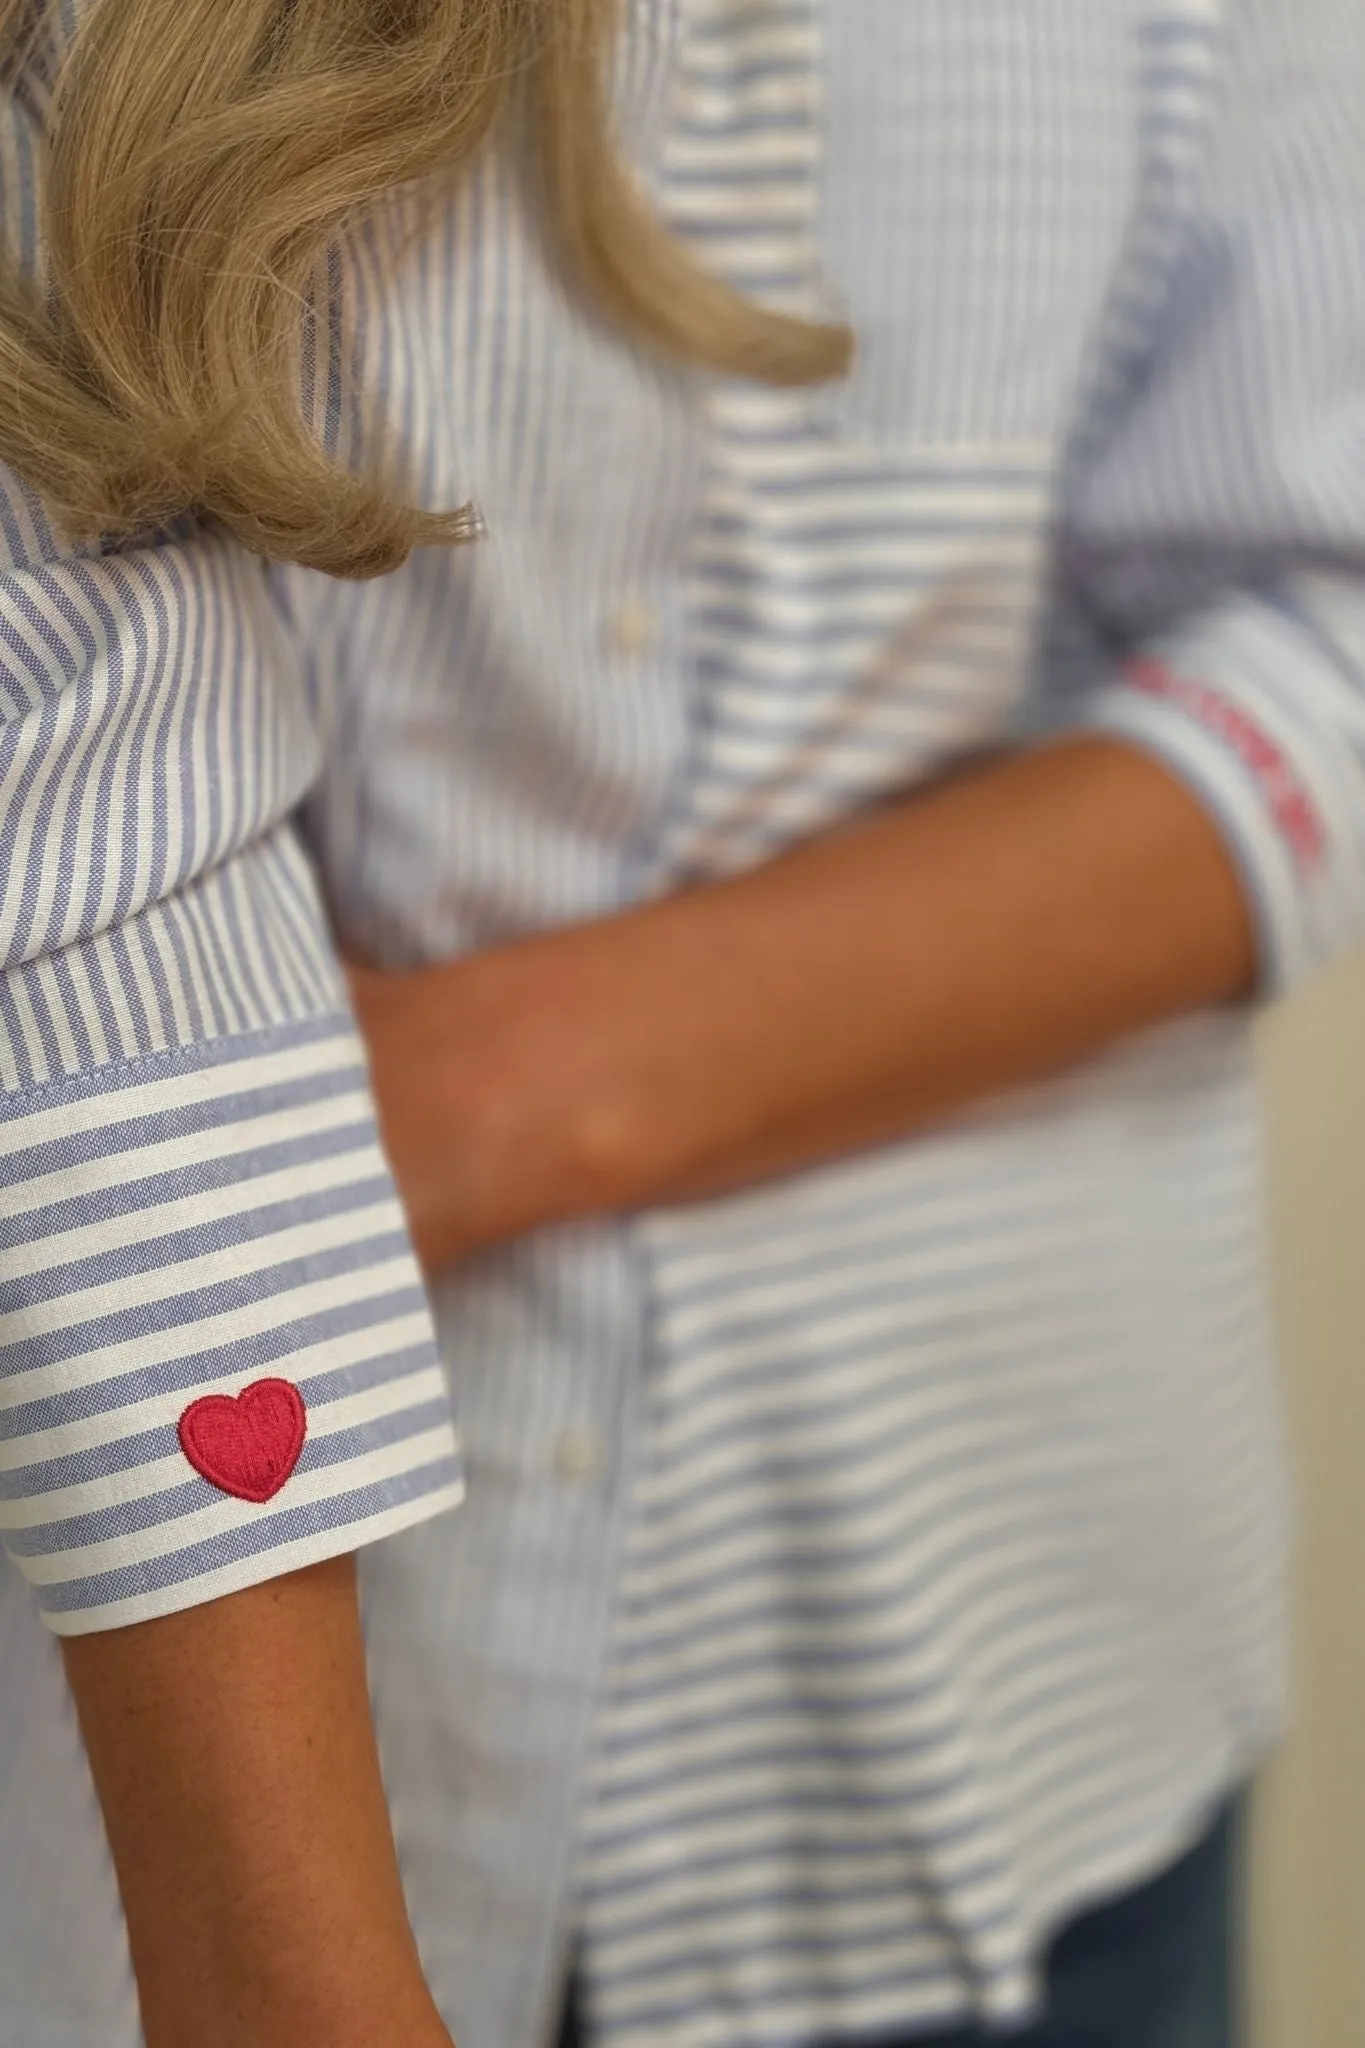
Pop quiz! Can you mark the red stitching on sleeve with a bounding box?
[1122,655,1325,871]
[179,1379,308,1503]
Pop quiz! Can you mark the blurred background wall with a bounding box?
[1250,950,1365,2044]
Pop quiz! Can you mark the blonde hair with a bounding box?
[0,0,850,577]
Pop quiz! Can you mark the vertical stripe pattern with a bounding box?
[0,0,462,1639]
[7,1,1365,2043]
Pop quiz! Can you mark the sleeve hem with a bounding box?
[40,1474,466,1637]
[1,1011,463,1629]
[1074,684,1300,996]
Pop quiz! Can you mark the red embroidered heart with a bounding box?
[178,1379,308,1503]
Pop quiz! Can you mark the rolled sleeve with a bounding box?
[0,1007,462,1637]
[0,536,461,1635]
[1055,0,1365,998]
[0,33,460,1632]
[1075,579,1365,994]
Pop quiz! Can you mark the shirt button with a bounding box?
[552,1425,603,1484]
[608,597,659,659]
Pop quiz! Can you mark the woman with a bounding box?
[0,1,1361,2043]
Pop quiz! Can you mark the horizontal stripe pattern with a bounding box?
[590,1034,1284,2041]
[577,3,1348,2044]
[0,3,460,1642]
[8,0,1365,2043]
[0,1018,461,1632]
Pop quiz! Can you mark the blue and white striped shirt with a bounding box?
[4,0,1365,2042]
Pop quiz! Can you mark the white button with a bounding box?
[608,598,658,659]
[552,1425,603,1484]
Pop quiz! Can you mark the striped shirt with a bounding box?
[3,0,1365,2042]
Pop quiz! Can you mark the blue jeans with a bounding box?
[558,1798,1239,2048]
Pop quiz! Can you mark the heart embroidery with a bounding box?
[178,1379,308,1504]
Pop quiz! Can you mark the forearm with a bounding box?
[569,735,1257,1203]
[351,735,1257,1264]
[62,1558,450,2048]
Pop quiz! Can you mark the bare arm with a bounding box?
[349,736,1257,1268]
[598,734,1258,1198]
[62,1559,452,2048]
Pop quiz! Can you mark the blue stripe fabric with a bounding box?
[0,0,462,1640]
[5,0,1365,2043]
[0,1018,462,1631]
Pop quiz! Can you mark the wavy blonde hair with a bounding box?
[0,0,849,577]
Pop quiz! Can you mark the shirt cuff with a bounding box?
[0,1014,462,1635]
[1069,590,1365,997]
